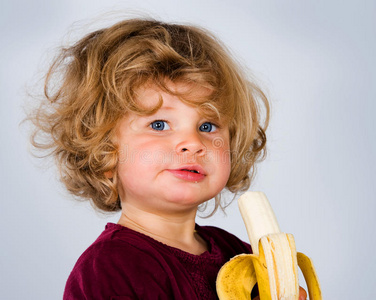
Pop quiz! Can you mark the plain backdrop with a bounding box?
[1,0,375,299]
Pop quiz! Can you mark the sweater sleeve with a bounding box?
[63,238,174,300]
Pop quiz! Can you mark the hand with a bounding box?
[252,286,308,300]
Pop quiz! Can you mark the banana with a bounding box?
[216,192,322,300]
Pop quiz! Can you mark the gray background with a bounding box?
[1,0,375,299]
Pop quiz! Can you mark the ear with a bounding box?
[104,170,114,179]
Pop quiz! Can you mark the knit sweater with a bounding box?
[64,223,252,299]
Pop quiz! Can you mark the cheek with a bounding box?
[116,156,152,201]
[117,144,148,189]
[117,139,172,184]
[220,150,232,182]
[219,140,232,179]
[118,140,166,166]
[208,143,231,179]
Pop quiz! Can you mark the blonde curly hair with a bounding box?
[29,18,269,213]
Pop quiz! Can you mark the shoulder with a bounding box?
[197,225,252,254]
[64,223,172,299]
[72,223,162,267]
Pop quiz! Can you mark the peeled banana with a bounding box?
[216,192,321,300]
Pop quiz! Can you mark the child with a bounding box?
[30,18,304,299]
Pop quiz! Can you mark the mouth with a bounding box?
[167,165,206,182]
[181,169,200,174]
[178,165,206,175]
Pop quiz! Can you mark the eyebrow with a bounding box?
[155,106,174,111]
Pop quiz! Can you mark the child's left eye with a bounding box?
[199,122,217,132]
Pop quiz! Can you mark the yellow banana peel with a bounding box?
[216,192,322,300]
[297,252,322,300]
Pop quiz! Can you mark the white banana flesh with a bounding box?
[260,233,299,299]
[238,192,281,255]
[239,192,299,299]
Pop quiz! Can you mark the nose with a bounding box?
[175,132,207,156]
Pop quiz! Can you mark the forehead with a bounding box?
[128,80,230,125]
[134,81,213,110]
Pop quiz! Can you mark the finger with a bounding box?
[299,286,308,300]
[252,286,306,300]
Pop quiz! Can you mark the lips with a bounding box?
[167,165,206,182]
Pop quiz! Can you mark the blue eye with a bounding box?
[150,120,170,131]
[199,122,217,132]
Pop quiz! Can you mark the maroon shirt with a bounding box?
[64,223,252,299]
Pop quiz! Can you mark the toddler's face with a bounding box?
[115,82,231,215]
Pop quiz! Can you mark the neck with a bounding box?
[118,203,207,255]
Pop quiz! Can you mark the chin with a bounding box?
[162,189,210,206]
